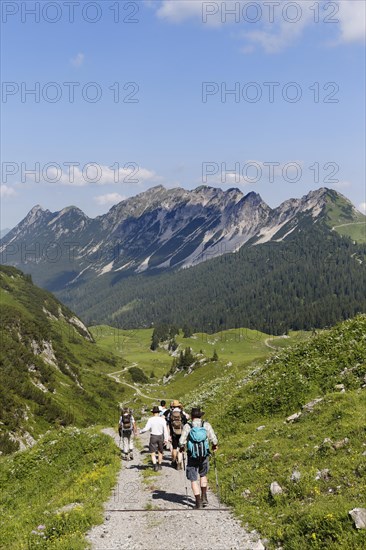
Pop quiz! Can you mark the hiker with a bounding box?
[159,400,169,449]
[159,400,167,416]
[163,401,173,422]
[140,406,169,471]
[118,408,137,461]
[179,407,218,509]
[166,400,189,469]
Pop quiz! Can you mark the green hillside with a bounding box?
[323,190,366,243]
[177,315,366,549]
[0,427,120,549]
[0,265,129,454]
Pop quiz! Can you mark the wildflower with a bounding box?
[37,525,46,530]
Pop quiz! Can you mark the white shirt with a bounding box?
[140,415,169,439]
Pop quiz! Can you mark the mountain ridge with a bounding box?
[1,185,365,333]
[2,186,363,292]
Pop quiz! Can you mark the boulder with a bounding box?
[349,508,366,529]
[315,469,331,481]
[270,481,283,496]
[290,470,301,483]
[286,412,302,423]
[334,384,345,392]
[333,437,349,450]
[302,397,323,412]
[256,425,266,431]
[251,541,265,550]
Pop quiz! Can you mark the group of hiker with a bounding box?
[118,400,218,509]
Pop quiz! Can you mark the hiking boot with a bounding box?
[129,452,133,460]
[158,464,162,471]
[171,460,177,469]
[153,464,158,472]
[201,488,208,507]
[195,495,203,509]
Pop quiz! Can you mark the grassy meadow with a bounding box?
[0,427,120,550]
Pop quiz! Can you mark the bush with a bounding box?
[129,366,149,384]
[0,433,20,454]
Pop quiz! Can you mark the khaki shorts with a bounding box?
[149,434,164,453]
[186,457,209,481]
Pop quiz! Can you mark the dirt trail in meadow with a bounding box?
[332,221,365,228]
[106,365,158,401]
[86,430,264,550]
[264,338,277,350]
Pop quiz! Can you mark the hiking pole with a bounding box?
[118,404,122,450]
[213,453,221,509]
[119,430,123,459]
[182,451,189,508]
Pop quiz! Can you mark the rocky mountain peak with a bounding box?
[29,204,44,213]
[21,204,50,227]
[2,186,363,287]
[243,191,264,205]
[59,205,86,216]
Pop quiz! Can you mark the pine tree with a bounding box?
[168,338,178,351]
[183,324,193,338]
[150,331,159,351]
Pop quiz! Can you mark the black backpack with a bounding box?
[120,413,132,434]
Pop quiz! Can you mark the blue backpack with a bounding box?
[187,422,209,459]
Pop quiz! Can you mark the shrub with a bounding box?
[129,366,149,384]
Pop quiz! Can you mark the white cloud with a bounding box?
[94,193,126,206]
[359,202,366,214]
[155,0,314,49]
[156,0,205,23]
[240,0,314,53]
[337,1,366,43]
[153,1,365,52]
[71,52,85,67]
[0,184,17,198]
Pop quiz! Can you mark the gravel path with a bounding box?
[106,367,160,401]
[86,429,264,550]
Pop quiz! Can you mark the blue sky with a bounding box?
[1,0,365,229]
